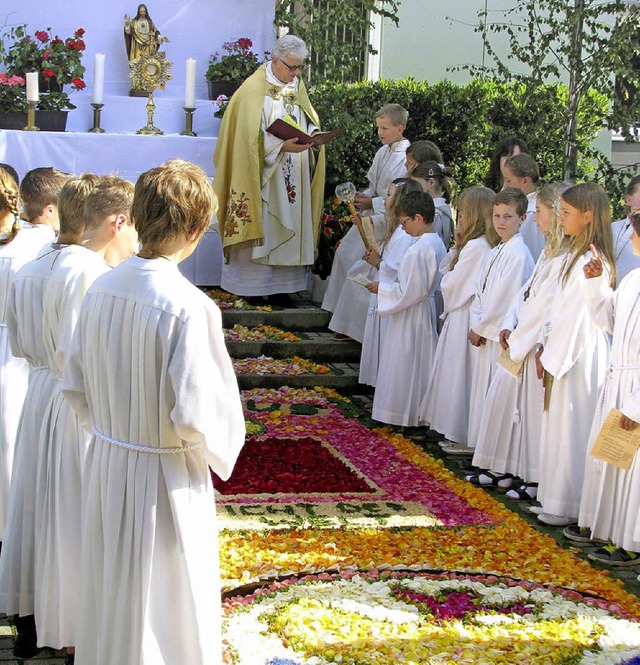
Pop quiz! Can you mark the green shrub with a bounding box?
[309,77,621,213]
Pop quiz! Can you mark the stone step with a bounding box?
[221,305,331,332]
[235,362,369,393]
[225,332,361,362]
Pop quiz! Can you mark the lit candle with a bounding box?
[93,53,105,104]
[185,58,196,108]
[26,72,39,103]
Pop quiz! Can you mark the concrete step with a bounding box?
[225,332,361,362]
[235,362,370,393]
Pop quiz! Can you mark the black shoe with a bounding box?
[265,293,295,308]
[12,614,41,659]
[64,654,75,665]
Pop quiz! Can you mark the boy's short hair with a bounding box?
[84,175,135,230]
[20,167,70,222]
[58,174,101,236]
[133,159,217,246]
[396,190,435,224]
[494,188,528,217]
[376,103,408,127]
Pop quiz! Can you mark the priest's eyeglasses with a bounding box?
[278,58,305,72]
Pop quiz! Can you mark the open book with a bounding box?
[266,118,343,147]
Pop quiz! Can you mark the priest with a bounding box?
[213,35,325,301]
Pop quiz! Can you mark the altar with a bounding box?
[0,0,276,285]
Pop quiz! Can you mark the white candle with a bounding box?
[185,58,196,108]
[26,72,39,103]
[93,53,105,104]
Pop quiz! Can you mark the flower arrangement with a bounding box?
[0,24,86,111]
[312,200,352,279]
[205,37,265,82]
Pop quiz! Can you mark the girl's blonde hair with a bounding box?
[381,177,422,247]
[561,182,616,287]
[0,167,21,246]
[450,186,499,269]
[537,182,570,260]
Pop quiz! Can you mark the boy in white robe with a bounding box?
[455,189,534,455]
[371,190,446,426]
[19,167,70,237]
[323,103,409,338]
[62,160,245,665]
[568,215,640,563]
[0,174,88,660]
[35,176,137,660]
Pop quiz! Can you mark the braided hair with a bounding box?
[0,167,21,246]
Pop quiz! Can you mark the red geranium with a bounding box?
[75,28,85,37]
[71,78,85,89]
[35,30,49,42]
[238,37,253,50]
[42,68,55,79]
[42,50,50,60]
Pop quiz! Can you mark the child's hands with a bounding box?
[468,330,486,347]
[366,282,379,293]
[363,248,381,268]
[499,329,511,350]
[583,244,603,279]
[534,344,545,380]
[620,413,639,431]
[354,192,373,211]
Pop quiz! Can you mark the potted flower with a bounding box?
[205,37,265,100]
[0,24,87,130]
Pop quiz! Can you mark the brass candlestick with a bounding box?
[23,101,39,131]
[137,91,163,135]
[181,107,196,136]
[89,103,105,133]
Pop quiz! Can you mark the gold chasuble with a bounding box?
[213,64,325,261]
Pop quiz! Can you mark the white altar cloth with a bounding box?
[0,129,223,285]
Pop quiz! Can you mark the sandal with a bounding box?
[466,470,514,491]
[505,482,538,501]
[588,544,640,567]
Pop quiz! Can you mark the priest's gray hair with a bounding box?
[272,35,308,61]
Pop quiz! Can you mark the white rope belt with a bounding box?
[595,363,640,432]
[32,364,49,371]
[92,428,201,455]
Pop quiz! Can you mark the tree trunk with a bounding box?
[563,0,585,181]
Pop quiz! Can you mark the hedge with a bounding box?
[308,77,623,212]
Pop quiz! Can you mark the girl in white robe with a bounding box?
[371,190,446,426]
[322,105,409,326]
[611,175,640,286]
[62,161,245,665]
[465,190,535,451]
[502,153,545,261]
[0,171,49,539]
[574,214,640,560]
[35,177,137,654]
[358,178,422,386]
[419,186,499,444]
[536,182,616,527]
[468,183,569,492]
